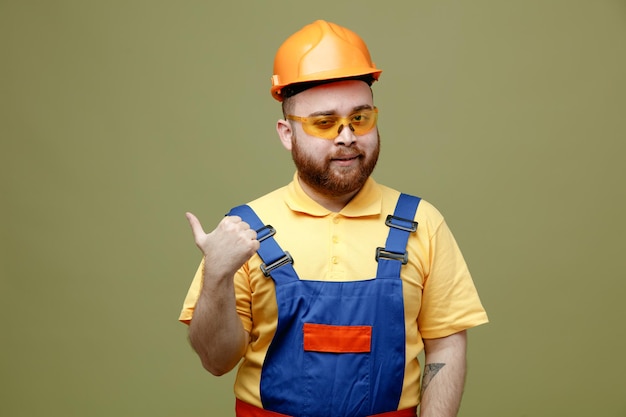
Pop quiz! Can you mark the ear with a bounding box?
[276,119,294,151]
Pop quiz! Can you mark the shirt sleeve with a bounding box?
[178,258,254,334]
[178,259,204,325]
[417,219,488,339]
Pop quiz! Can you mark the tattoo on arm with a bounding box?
[421,363,446,394]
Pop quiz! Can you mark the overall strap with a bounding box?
[375,193,421,278]
[228,205,298,285]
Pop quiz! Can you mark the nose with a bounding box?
[335,123,357,146]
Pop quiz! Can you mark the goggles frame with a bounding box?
[287,107,378,140]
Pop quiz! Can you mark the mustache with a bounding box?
[331,147,364,159]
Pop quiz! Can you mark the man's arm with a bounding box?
[185,212,257,376]
[419,330,467,417]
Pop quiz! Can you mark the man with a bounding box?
[179,20,488,417]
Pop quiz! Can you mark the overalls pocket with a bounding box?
[303,323,372,416]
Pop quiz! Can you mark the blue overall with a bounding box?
[229,193,421,417]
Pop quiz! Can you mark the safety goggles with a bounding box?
[287,107,378,140]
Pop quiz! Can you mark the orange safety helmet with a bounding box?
[270,20,382,102]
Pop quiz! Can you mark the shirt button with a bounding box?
[332,236,339,244]
[331,256,338,264]
[333,217,340,224]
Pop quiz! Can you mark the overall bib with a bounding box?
[230,194,421,417]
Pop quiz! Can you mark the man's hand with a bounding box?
[185,212,260,279]
[184,212,255,375]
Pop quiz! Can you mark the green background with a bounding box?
[2,1,625,416]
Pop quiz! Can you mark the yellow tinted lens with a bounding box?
[304,116,341,139]
[349,109,377,135]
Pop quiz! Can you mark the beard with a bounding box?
[291,133,380,198]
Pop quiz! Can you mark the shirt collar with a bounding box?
[285,172,383,217]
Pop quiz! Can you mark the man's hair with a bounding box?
[281,74,375,118]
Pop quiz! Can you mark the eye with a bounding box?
[312,117,338,130]
[350,112,371,125]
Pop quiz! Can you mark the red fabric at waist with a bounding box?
[235,398,417,417]
[236,399,290,417]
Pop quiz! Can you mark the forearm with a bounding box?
[419,331,467,417]
[188,264,248,376]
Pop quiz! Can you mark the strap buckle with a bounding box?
[260,251,294,277]
[385,214,418,232]
[375,247,409,265]
[255,224,276,242]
